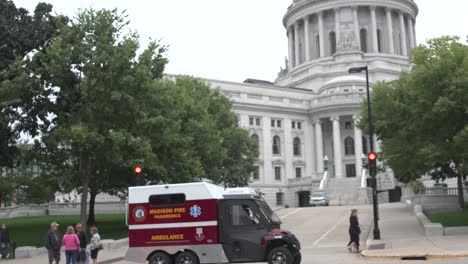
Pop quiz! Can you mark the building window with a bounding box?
[275,166,281,181]
[316,35,320,57]
[295,167,302,178]
[249,116,261,127]
[362,136,368,155]
[271,118,282,128]
[251,134,259,157]
[293,137,301,156]
[276,192,284,206]
[346,164,356,177]
[292,121,302,130]
[252,166,259,180]
[360,28,368,53]
[272,136,281,155]
[377,29,383,53]
[345,137,355,155]
[345,121,352,129]
[235,115,240,127]
[329,31,336,55]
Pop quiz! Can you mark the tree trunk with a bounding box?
[457,175,465,209]
[87,189,97,225]
[80,175,89,230]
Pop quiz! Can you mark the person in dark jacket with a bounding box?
[347,209,361,252]
[76,223,87,264]
[45,222,61,264]
[0,224,10,259]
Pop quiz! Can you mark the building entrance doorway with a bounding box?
[297,191,310,207]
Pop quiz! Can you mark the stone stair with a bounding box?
[325,177,369,206]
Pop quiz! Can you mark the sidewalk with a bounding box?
[361,203,468,260]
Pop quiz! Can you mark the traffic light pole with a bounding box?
[364,67,381,240]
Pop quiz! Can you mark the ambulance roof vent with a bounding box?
[223,187,261,199]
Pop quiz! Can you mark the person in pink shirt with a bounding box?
[62,226,80,264]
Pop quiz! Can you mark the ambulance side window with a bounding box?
[231,204,260,225]
[149,193,186,207]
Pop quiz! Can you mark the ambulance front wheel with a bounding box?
[174,251,199,264]
[267,247,294,264]
[148,252,172,264]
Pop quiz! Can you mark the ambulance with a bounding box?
[125,182,301,264]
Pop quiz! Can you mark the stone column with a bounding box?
[353,116,364,177]
[399,12,408,56]
[334,8,341,44]
[408,16,415,49]
[288,26,295,67]
[303,16,311,61]
[294,21,301,66]
[318,12,325,57]
[314,120,324,173]
[352,7,361,50]
[370,6,379,52]
[331,116,343,178]
[386,8,395,54]
[262,117,272,184]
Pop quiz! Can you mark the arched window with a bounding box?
[360,28,368,53]
[329,31,336,55]
[251,134,259,145]
[377,29,383,53]
[272,136,281,155]
[362,136,368,155]
[293,137,301,156]
[315,35,320,58]
[345,137,355,155]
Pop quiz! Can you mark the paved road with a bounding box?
[7,204,468,263]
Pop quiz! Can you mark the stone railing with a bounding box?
[0,201,126,219]
[422,187,467,196]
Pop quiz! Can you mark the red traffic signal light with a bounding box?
[368,152,377,161]
[133,165,143,174]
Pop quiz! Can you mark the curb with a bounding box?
[360,251,468,260]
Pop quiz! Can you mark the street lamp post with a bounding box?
[348,66,381,240]
[323,156,329,171]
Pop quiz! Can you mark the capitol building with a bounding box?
[203,0,419,207]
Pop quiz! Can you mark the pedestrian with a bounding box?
[63,225,80,264]
[89,227,101,264]
[76,224,87,264]
[45,222,61,264]
[0,224,10,259]
[347,209,361,253]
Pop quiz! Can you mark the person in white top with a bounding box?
[89,227,101,264]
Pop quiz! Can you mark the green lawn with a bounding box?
[0,214,127,248]
[427,210,468,227]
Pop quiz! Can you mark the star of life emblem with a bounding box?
[190,205,202,218]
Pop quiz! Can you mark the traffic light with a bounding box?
[133,165,144,186]
[368,152,377,177]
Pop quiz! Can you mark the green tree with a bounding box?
[361,36,468,208]
[0,0,66,204]
[18,8,257,226]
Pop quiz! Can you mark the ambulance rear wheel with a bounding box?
[148,252,172,264]
[267,247,293,264]
[174,251,199,264]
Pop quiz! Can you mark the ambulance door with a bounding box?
[218,199,268,262]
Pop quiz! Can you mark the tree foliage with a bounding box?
[361,36,468,206]
[0,0,66,204]
[8,7,257,224]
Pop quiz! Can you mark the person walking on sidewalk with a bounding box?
[63,225,80,264]
[89,227,101,264]
[347,209,361,252]
[76,224,87,264]
[0,224,10,259]
[45,222,62,264]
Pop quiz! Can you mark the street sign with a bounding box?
[377,172,395,191]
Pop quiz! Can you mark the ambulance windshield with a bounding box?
[257,200,282,224]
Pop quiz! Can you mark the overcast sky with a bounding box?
[14,0,468,83]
